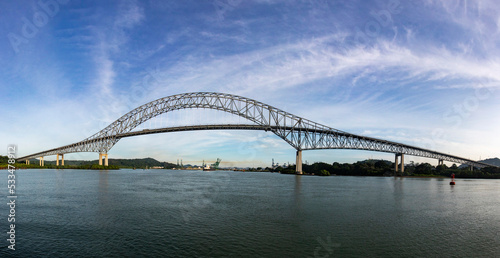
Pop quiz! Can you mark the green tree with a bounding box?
[317,169,330,176]
[435,164,448,175]
[415,163,433,175]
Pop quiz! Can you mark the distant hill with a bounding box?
[458,157,500,168]
[480,158,500,167]
[25,157,176,168]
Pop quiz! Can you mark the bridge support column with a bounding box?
[295,150,302,175]
[438,159,444,166]
[394,154,399,175]
[39,157,44,166]
[394,153,404,175]
[98,153,108,166]
[400,154,404,173]
[56,154,64,166]
[470,165,473,171]
[26,160,29,165]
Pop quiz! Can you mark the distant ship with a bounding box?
[203,164,214,171]
[203,158,221,171]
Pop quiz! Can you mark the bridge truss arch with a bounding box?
[18,92,494,169]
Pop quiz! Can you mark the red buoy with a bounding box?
[450,173,455,185]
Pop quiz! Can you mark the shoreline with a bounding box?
[6,166,499,179]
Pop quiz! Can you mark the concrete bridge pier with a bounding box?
[56,154,64,166]
[394,154,398,174]
[99,153,109,166]
[400,154,404,173]
[394,153,404,175]
[26,160,30,165]
[295,150,302,175]
[39,157,44,166]
[438,159,444,166]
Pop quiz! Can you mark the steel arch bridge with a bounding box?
[17,92,495,172]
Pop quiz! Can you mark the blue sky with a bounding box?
[1,0,499,167]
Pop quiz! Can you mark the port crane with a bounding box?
[203,158,222,171]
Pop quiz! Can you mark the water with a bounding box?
[1,169,499,257]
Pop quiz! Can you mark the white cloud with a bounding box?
[86,0,145,122]
[138,36,500,113]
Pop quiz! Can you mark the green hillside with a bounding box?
[481,158,500,167]
[0,156,176,169]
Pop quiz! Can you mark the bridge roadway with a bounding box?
[18,124,495,170]
[15,92,497,172]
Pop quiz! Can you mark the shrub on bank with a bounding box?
[317,169,330,176]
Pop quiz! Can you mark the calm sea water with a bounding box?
[1,169,499,257]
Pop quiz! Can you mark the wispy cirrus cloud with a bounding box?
[142,36,500,102]
[90,1,144,95]
[84,0,145,127]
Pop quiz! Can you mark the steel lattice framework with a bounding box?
[18,92,495,168]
